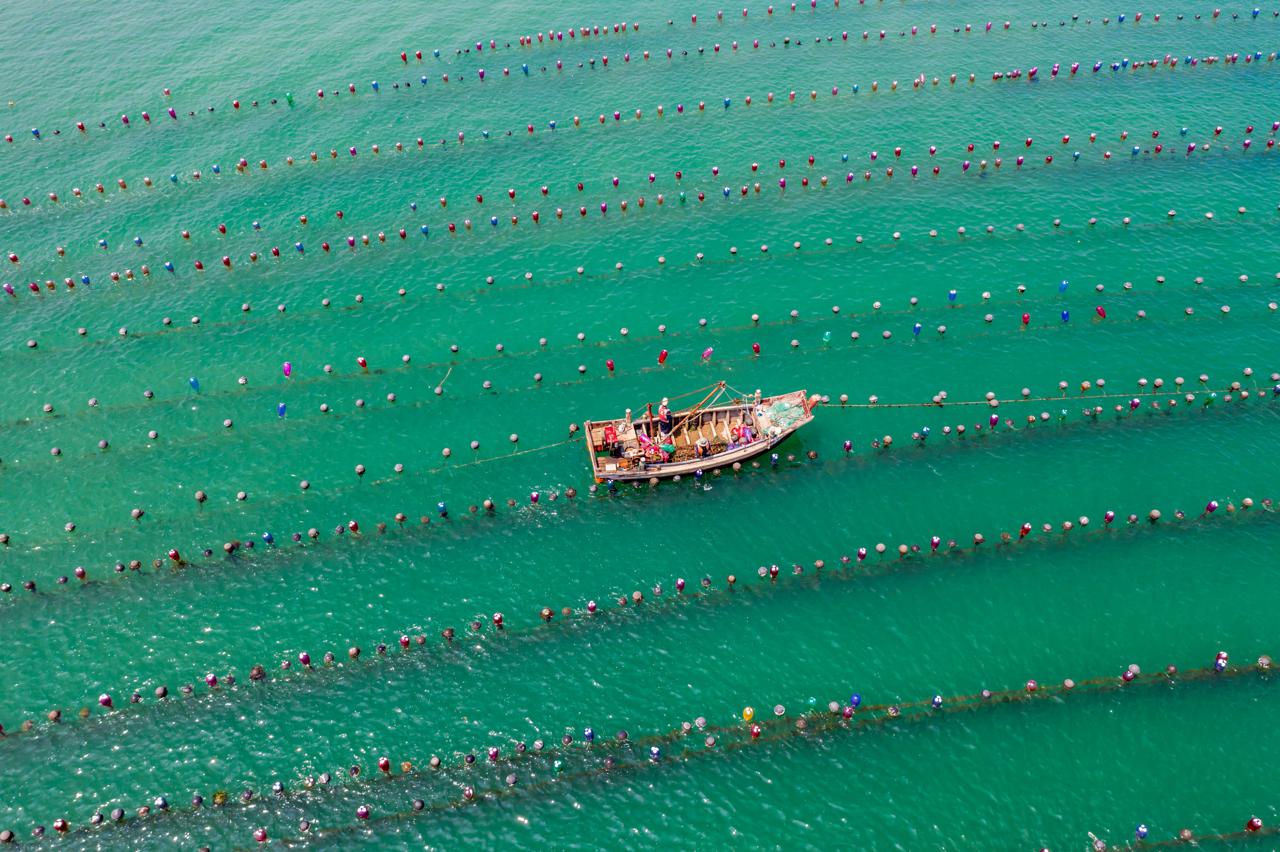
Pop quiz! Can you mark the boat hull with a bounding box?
[584,389,814,481]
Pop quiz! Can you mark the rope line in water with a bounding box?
[254,655,1274,847]
[3,389,1273,624]
[0,360,1272,562]
[5,208,1274,434]
[1,492,1271,747]
[12,250,1276,382]
[10,651,1271,844]
[0,366,1273,599]
[8,114,1273,269]
[3,45,1274,226]
[5,8,1275,163]
[9,284,1275,461]
[6,119,1272,284]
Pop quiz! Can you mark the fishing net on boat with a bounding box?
[763,399,806,430]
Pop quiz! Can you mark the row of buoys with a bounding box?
[18,257,1272,397]
[13,371,1275,582]
[5,6,1273,152]
[16,118,1276,264]
[7,159,1273,306]
[0,501,1264,834]
[9,296,1275,484]
[13,93,1272,223]
[19,256,1276,368]
[257,651,1280,846]
[7,180,1273,311]
[4,46,1274,218]
[15,290,1277,438]
[408,4,1280,62]
[1,369,1269,595]
[411,0,953,62]
[1,494,1266,742]
[33,649,1261,846]
[7,286,1269,493]
[0,428,583,574]
[6,280,1275,475]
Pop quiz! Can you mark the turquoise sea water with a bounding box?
[1,0,1279,848]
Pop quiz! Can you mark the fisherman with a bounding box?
[657,398,673,435]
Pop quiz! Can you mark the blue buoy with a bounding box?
[420,224,429,235]
[912,322,922,336]
[169,174,178,183]
[277,402,287,418]
[490,216,498,227]
[947,289,957,302]
[189,377,200,392]
[295,242,304,253]
[842,153,849,162]
[212,164,221,174]
[262,531,274,545]
[80,274,90,285]
[770,453,780,466]
[371,80,380,91]
[133,236,143,246]
[850,693,862,707]
[723,97,731,109]
[1061,310,1070,323]
[437,501,448,517]
[98,239,108,248]
[1059,279,1069,293]
[163,261,174,272]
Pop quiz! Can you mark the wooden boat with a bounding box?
[584,381,820,481]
